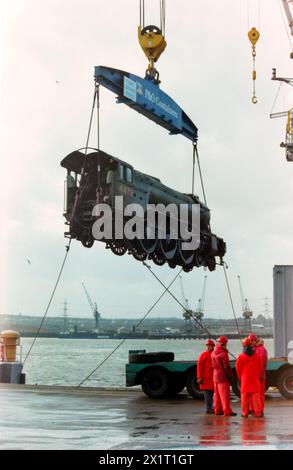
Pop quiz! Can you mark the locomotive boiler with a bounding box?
[61,148,226,272]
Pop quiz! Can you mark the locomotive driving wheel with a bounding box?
[194,251,203,267]
[178,239,195,266]
[151,251,166,266]
[109,240,127,256]
[159,236,178,260]
[128,240,148,261]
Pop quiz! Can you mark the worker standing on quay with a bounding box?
[253,336,268,415]
[197,339,215,414]
[236,337,263,418]
[211,336,237,417]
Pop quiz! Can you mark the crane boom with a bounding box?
[82,282,100,330]
[238,275,253,334]
[282,0,293,36]
[195,276,207,321]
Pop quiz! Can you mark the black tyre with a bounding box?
[141,368,170,399]
[129,352,174,364]
[186,369,204,400]
[168,377,186,396]
[278,367,293,399]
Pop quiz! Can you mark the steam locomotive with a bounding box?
[61,148,226,272]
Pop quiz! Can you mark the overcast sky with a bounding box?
[1,0,292,321]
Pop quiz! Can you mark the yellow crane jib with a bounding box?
[248,27,260,104]
[138,25,167,82]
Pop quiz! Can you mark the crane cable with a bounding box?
[192,143,207,206]
[247,0,261,104]
[222,262,241,336]
[76,267,183,387]
[143,262,237,359]
[23,240,72,365]
[70,85,100,224]
[23,84,101,365]
[270,81,283,116]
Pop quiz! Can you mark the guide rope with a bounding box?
[76,267,182,387]
[143,262,237,359]
[193,143,207,206]
[23,240,72,365]
[222,262,241,336]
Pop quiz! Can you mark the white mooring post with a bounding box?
[273,265,293,358]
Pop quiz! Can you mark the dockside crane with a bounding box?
[195,276,207,321]
[238,275,253,334]
[179,275,193,332]
[271,0,293,161]
[82,283,101,331]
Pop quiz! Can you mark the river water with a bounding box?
[20,338,274,388]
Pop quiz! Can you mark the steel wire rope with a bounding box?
[143,262,237,359]
[23,240,72,365]
[270,81,283,116]
[194,143,207,206]
[222,263,241,337]
[76,268,183,387]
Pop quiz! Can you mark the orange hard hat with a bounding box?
[206,339,215,347]
[217,335,228,345]
[242,337,252,347]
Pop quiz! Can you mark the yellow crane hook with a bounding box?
[248,27,260,104]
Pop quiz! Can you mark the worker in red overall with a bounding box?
[254,337,268,415]
[197,339,215,414]
[236,337,263,418]
[211,336,236,417]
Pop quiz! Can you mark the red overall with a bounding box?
[236,351,262,417]
[211,346,233,416]
[255,344,268,413]
[197,351,214,390]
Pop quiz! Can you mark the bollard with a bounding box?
[0,331,20,362]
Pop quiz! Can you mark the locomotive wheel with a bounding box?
[159,237,178,260]
[194,251,203,267]
[183,265,193,273]
[128,241,148,261]
[81,232,94,248]
[178,239,195,266]
[168,260,177,269]
[109,241,127,256]
[152,251,166,266]
[138,237,157,255]
[207,257,216,272]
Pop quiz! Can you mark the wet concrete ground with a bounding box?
[1,384,293,450]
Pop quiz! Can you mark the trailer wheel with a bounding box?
[129,352,174,364]
[278,367,293,399]
[168,377,186,396]
[186,369,204,400]
[141,368,170,399]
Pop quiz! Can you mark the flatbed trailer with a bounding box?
[126,350,293,400]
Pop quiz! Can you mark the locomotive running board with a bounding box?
[94,66,198,143]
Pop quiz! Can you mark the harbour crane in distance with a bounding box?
[238,275,253,334]
[179,275,193,332]
[82,282,101,331]
[271,0,293,161]
[195,276,208,321]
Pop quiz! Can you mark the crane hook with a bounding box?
[248,27,260,104]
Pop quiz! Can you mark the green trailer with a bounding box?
[126,350,293,400]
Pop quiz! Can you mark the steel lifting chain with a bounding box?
[248,27,260,104]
